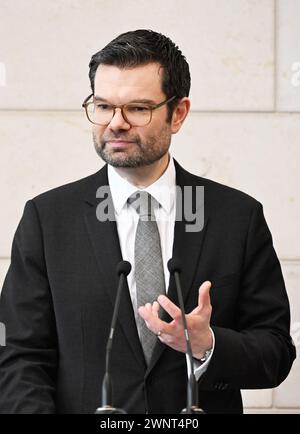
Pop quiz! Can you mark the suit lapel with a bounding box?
[168,160,209,305]
[83,165,146,369]
[146,160,209,374]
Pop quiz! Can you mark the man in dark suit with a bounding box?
[0,29,296,414]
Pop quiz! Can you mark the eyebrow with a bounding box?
[93,95,157,104]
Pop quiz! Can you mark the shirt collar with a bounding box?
[107,154,176,215]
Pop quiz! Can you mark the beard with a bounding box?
[93,125,172,168]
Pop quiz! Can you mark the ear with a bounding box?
[170,97,191,134]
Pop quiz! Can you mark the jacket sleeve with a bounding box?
[0,200,58,413]
[199,201,296,391]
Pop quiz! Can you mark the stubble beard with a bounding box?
[93,125,172,168]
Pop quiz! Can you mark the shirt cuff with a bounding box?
[186,327,215,382]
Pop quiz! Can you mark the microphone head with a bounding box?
[117,260,132,277]
[168,257,182,274]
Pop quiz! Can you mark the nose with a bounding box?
[108,107,131,131]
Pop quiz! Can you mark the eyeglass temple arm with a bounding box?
[82,93,94,107]
[152,95,178,109]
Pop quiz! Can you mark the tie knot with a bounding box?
[128,191,159,219]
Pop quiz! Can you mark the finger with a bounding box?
[138,305,171,335]
[145,303,152,312]
[138,305,152,321]
[198,281,212,310]
[189,281,212,315]
[157,295,182,321]
[152,301,160,317]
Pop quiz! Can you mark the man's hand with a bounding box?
[138,281,213,359]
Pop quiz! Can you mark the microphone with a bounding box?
[95,260,131,414]
[167,258,204,414]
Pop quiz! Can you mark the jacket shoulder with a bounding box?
[29,168,104,209]
[199,175,259,207]
[177,162,260,210]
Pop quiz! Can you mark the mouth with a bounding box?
[106,140,134,149]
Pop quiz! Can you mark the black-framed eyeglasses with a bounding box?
[82,94,177,127]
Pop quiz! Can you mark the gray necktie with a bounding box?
[128,190,166,365]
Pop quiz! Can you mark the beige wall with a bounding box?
[0,0,299,413]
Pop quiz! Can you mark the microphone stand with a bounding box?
[168,259,204,414]
[94,261,131,414]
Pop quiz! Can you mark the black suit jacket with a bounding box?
[0,160,296,414]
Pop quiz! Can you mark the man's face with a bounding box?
[92,62,174,168]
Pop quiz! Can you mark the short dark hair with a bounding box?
[88,29,191,122]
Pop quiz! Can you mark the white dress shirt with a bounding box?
[107,155,214,380]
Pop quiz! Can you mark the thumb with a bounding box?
[190,280,212,315]
[198,280,212,310]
